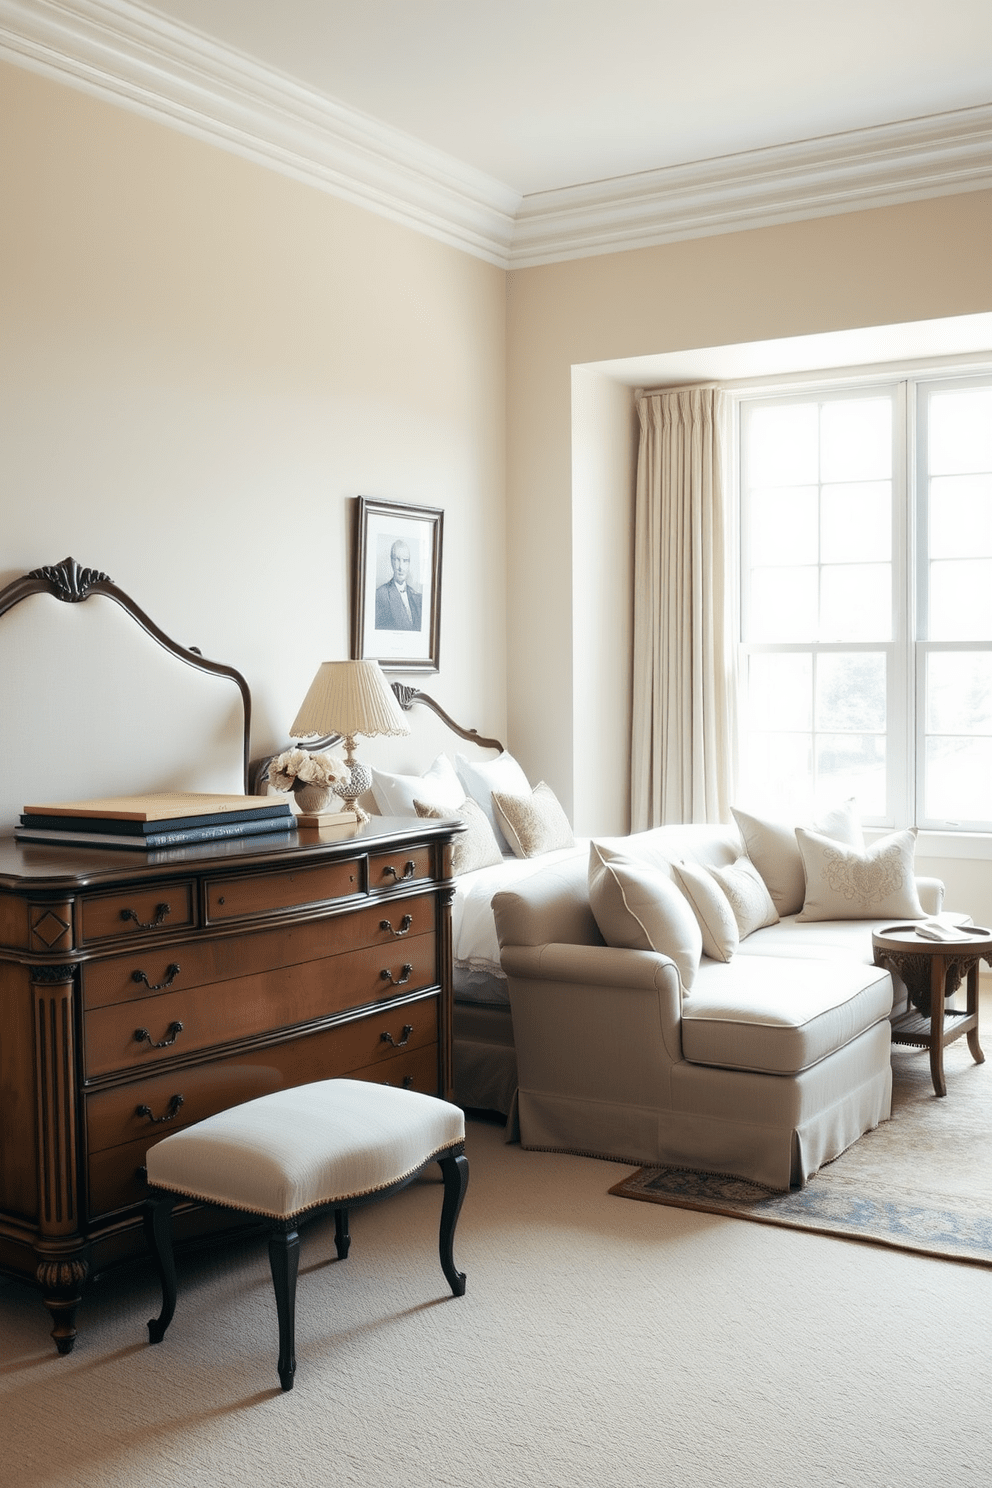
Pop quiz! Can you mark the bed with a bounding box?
[367,687,587,1125]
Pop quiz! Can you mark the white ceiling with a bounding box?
[1,0,990,265]
[125,0,992,197]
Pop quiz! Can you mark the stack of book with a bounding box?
[15,792,297,850]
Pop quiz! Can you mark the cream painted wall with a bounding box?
[507,192,992,835]
[0,62,506,778]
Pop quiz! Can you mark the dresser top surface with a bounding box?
[0,814,462,892]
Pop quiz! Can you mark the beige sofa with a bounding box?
[492,823,944,1190]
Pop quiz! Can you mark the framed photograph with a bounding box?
[352,496,444,672]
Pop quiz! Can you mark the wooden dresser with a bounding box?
[0,814,460,1353]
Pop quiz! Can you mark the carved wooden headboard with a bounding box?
[0,558,252,830]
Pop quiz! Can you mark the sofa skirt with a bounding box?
[515,1019,893,1190]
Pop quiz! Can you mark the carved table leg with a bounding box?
[36,1254,90,1355]
[967,962,985,1065]
[929,955,948,1098]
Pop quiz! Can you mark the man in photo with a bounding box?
[375,537,422,631]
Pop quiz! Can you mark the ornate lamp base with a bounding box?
[334,753,372,823]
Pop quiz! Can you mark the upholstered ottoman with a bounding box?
[143,1078,469,1390]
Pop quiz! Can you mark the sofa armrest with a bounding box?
[915,876,945,915]
[499,942,684,1074]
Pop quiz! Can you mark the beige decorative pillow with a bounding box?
[795,827,924,922]
[588,844,702,991]
[732,799,864,916]
[492,782,574,859]
[670,860,739,962]
[709,856,779,938]
[414,797,503,875]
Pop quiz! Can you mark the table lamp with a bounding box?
[289,660,410,816]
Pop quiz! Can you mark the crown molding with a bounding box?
[0,0,520,266]
[511,104,992,267]
[0,0,989,271]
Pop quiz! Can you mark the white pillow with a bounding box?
[455,751,531,854]
[708,856,779,938]
[588,843,702,991]
[492,782,574,858]
[795,827,925,922]
[732,799,864,916]
[371,755,463,818]
[670,860,739,962]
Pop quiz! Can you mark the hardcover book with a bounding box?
[22,791,285,825]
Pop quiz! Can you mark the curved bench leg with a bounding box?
[437,1148,468,1297]
[144,1191,179,1344]
[268,1224,300,1391]
[334,1207,350,1259]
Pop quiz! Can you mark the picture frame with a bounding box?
[352,496,444,672]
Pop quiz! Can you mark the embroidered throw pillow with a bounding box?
[588,843,702,991]
[795,827,924,922]
[709,856,780,937]
[670,859,739,962]
[414,797,504,875]
[371,754,463,818]
[732,799,864,916]
[455,751,532,853]
[492,782,574,858]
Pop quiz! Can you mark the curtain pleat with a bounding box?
[631,387,736,828]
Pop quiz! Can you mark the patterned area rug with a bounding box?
[610,1037,992,1266]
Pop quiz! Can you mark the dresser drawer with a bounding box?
[368,845,434,891]
[85,1006,441,1215]
[204,858,361,923]
[79,882,196,945]
[82,892,438,1011]
[83,933,437,1078]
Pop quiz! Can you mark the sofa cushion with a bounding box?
[671,859,738,961]
[732,799,864,916]
[681,955,893,1075]
[708,856,779,937]
[796,827,925,922]
[589,843,702,990]
[493,781,574,858]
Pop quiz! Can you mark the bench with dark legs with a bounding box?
[143,1079,469,1391]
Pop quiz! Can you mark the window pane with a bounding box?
[749,487,817,565]
[821,482,890,563]
[816,653,886,732]
[815,733,886,817]
[820,564,891,641]
[820,399,891,483]
[929,475,992,559]
[926,652,992,734]
[747,404,818,486]
[925,737,992,822]
[929,388,992,475]
[748,567,817,642]
[929,559,992,641]
[747,652,812,730]
[740,732,813,819]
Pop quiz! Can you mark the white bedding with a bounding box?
[451,842,588,979]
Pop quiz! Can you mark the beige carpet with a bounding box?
[611,1036,992,1265]
[4,1062,992,1488]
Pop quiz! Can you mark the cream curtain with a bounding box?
[631,386,736,828]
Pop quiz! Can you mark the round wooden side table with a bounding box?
[872,919,991,1097]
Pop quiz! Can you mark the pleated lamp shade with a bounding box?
[289,660,410,744]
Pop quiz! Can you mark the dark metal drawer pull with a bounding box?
[382,861,417,882]
[381,1023,414,1048]
[131,963,181,991]
[136,1094,184,1124]
[379,914,413,938]
[134,1020,184,1049]
[380,963,413,987]
[120,902,172,930]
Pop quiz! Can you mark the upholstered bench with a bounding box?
[143,1079,469,1391]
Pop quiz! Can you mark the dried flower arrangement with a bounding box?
[268,748,350,795]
